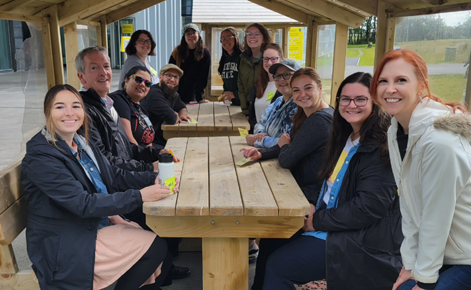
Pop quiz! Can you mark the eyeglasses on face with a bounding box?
[273,72,294,81]
[163,73,180,81]
[338,96,370,107]
[246,32,261,37]
[185,31,197,36]
[263,57,279,63]
[137,38,151,45]
[220,36,235,42]
[130,75,152,87]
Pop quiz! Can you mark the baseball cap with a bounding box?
[160,64,184,77]
[269,59,301,74]
[183,23,200,34]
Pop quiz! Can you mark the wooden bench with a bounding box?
[162,102,250,139]
[0,160,39,289]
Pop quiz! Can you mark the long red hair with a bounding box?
[370,49,465,113]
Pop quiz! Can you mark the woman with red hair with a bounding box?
[371,49,471,290]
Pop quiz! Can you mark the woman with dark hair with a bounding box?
[21,84,174,290]
[118,30,158,89]
[110,66,163,150]
[218,27,242,106]
[372,49,471,290]
[262,72,403,290]
[169,23,211,103]
[241,67,334,290]
[238,23,271,115]
[247,43,283,130]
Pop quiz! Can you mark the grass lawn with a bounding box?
[428,74,467,102]
[347,44,376,66]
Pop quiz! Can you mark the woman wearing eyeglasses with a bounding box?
[247,43,283,131]
[118,30,158,90]
[110,66,162,150]
[218,27,242,106]
[169,23,211,104]
[238,23,271,116]
[261,72,402,290]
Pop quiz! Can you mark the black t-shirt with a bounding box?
[396,124,408,161]
[109,90,155,146]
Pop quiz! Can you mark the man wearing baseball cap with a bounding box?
[141,64,190,146]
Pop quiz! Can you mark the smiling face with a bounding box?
[262,48,280,74]
[246,26,264,50]
[159,69,181,89]
[291,74,322,110]
[185,29,200,49]
[339,83,372,133]
[135,33,151,58]
[77,51,112,98]
[221,30,235,54]
[274,66,294,96]
[50,90,85,141]
[376,57,424,125]
[125,70,151,102]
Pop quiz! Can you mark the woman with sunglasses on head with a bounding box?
[238,23,271,116]
[218,27,242,106]
[371,49,471,290]
[242,67,333,290]
[262,72,402,290]
[118,30,158,90]
[245,59,298,148]
[247,43,283,131]
[169,23,211,104]
[110,66,162,150]
[21,84,175,290]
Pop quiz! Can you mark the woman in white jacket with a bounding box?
[371,49,471,290]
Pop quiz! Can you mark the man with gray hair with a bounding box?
[76,46,159,172]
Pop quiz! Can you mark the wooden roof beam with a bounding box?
[329,0,377,16]
[389,2,471,18]
[0,11,44,22]
[104,0,166,24]
[285,0,365,28]
[248,0,310,24]
[58,0,128,27]
[0,0,36,12]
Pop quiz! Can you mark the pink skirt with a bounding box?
[94,216,162,290]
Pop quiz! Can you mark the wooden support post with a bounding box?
[282,26,289,59]
[202,24,212,100]
[465,63,471,110]
[64,22,81,90]
[99,16,108,50]
[386,18,396,53]
[44,5,64,85]
[374,0,395,69]
[0,245,39,289]
[96,23,103,47]
[42,20,56,90]
[331,23,348,105]
[305,17,318,68]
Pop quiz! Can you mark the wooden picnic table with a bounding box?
[144,136,310,290]
[161,102,250,139]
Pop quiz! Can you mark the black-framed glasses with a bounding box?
[263,57,279,63]
[220,36,235,42]
[137,38,151,45]
[130,75,152,87]
[163,73,180,81]
[273,72,294,81]
[338,96,370,107]
[246,32,261,37]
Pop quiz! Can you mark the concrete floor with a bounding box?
[0,67,257,290]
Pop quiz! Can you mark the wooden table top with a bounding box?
[144,136,310,239]
[161,102,249,133]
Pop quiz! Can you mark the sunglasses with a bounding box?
[130,75,152,87]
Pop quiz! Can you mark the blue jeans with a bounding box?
[398,265,471,290]
[262,236,326,290]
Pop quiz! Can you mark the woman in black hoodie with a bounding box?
[218,27,242,105]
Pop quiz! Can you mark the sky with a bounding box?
[439,11,471,27]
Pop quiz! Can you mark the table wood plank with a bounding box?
[196,102,215,131]
[228,106,250,131]
[176,137,210,216]
[260,159,310,217]
[179,103,200,131]
[143,138,188,217]
[209,137,243,216]
[229,136,278,216]
[213,103,232,132]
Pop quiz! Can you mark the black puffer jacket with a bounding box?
[21,131,157,290]
[81,89,157,171]
[313,143,403,290]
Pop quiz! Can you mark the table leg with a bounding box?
[202,237,249,290]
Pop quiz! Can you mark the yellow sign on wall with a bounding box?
[122,24,133,34]
[121,36,131,52]
[289,28,304,61]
